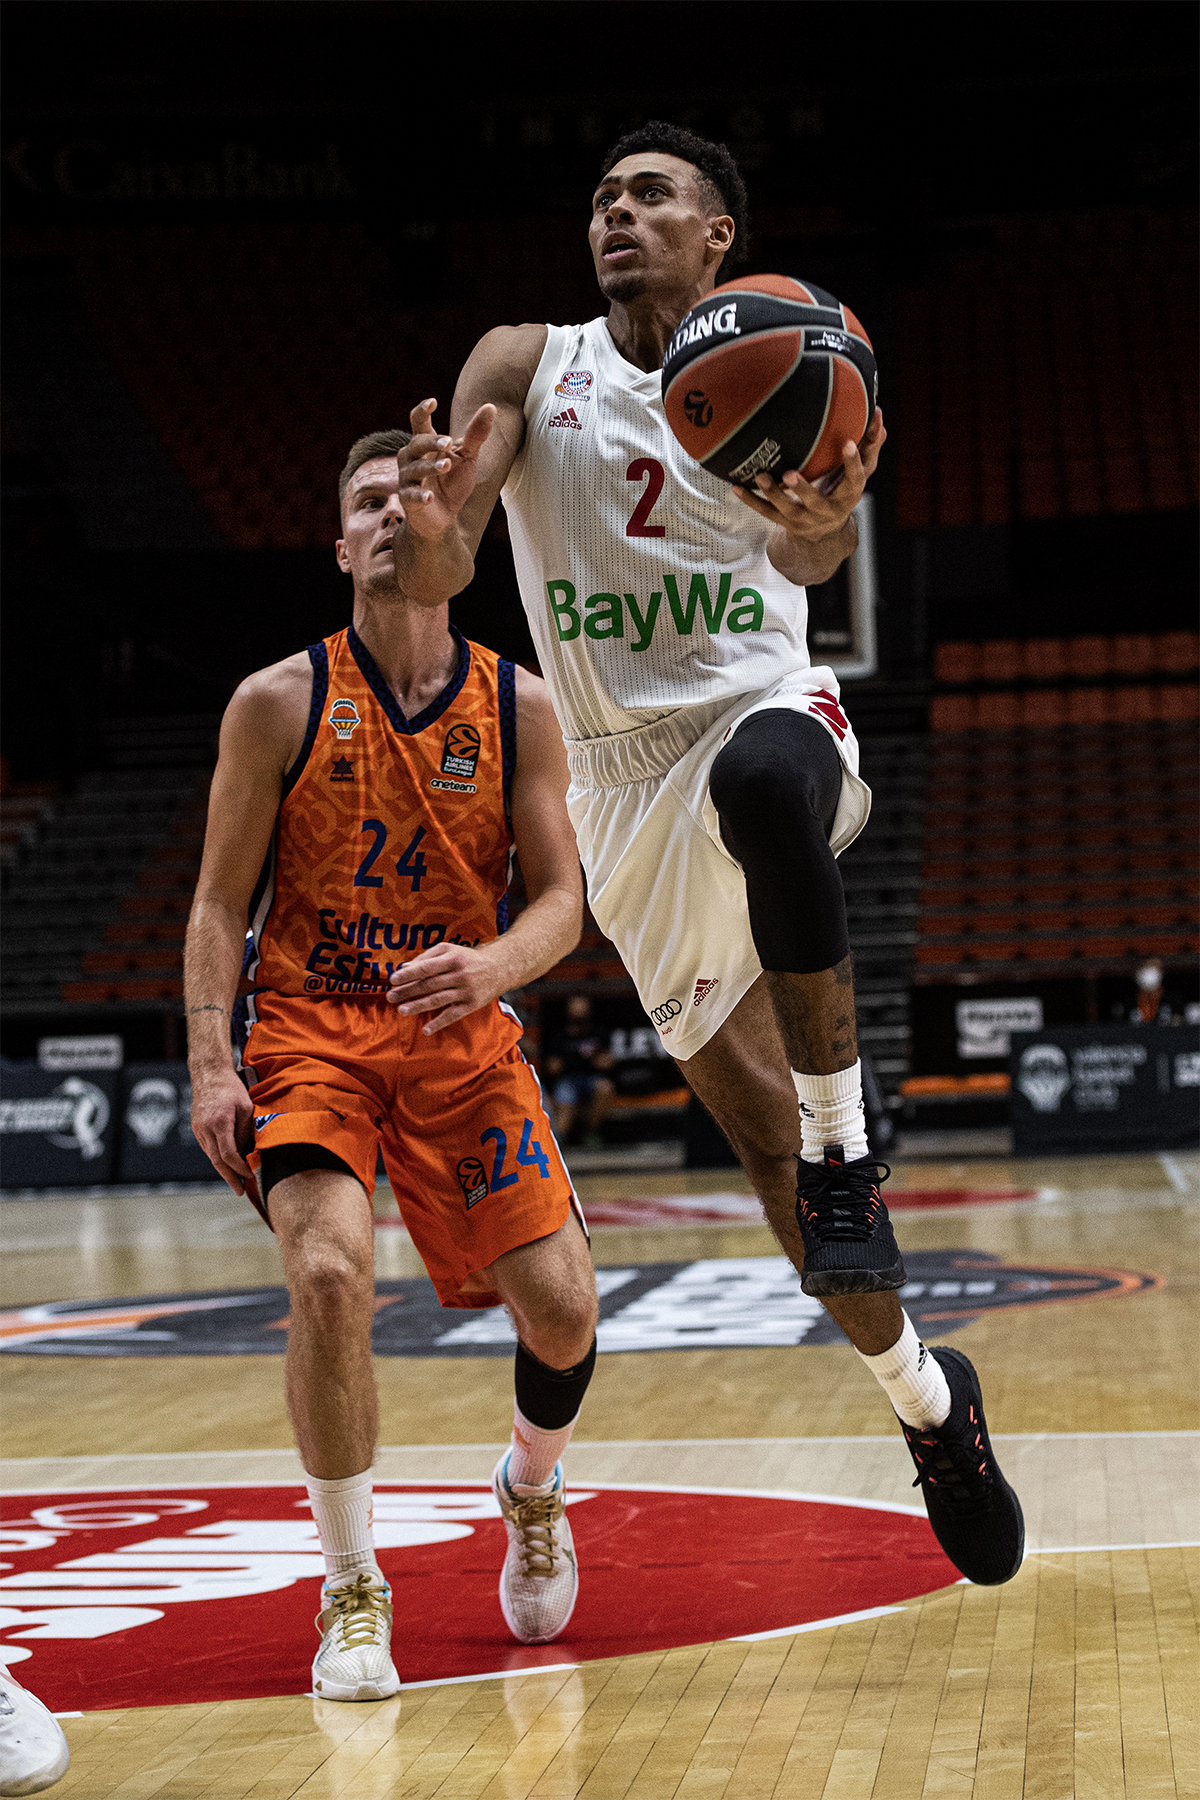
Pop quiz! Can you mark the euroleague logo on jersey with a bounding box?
[554,369,594,399]
[442,724,481,778]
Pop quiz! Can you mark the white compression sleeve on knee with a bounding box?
[305,1468,381,1583]
[793,1060,868,1163]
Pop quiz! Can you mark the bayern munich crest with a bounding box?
[555,369,594,398]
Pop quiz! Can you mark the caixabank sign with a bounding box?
[1010,1023,1200,1154]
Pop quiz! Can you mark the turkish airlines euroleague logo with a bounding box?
[456,1157,488,1208]
[442,724,481,778]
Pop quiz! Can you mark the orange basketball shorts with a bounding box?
[242,993,580,1309]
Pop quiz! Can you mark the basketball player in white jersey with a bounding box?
[389,122,1023,1586]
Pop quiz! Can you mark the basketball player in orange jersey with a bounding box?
[388,122,1024,1588]
[185,430,601,1703]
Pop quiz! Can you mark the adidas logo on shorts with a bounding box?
[692,977,719,1007]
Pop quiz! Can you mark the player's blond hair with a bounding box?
[338,429,413,505]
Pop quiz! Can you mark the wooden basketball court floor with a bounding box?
[1,1147,1197,1798]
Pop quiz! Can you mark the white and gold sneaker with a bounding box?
[0,1670,70,1796]
[311,1570,400,1702]
[491,1454,579,1644]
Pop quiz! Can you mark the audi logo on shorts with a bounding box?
[650,999,682,1026]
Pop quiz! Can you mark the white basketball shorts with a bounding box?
[563,666,871,1061]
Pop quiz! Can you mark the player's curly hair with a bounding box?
[599,121,749,279]
[338,428,412,506]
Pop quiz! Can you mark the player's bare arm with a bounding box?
[390,324,548,604]
[184,655,311,1192]
[386,665,581,1033]
[742,408,888,589]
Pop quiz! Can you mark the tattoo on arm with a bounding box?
[187,1005,228,1016]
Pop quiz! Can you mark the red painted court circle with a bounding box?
[0,1483,960,1711]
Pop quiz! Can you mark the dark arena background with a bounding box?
[1,5,1198,1796]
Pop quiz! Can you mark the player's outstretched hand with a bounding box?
[732,407,887,541]
[396,398,496,539]
[190,1067,255,1195]
[386,943,501,1033]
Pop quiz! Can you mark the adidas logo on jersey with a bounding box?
[548,407,583,431]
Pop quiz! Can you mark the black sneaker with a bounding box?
[794,1145,906,1296]
[901,1346,1025,1586]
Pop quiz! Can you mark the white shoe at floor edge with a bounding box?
[311,1570,401,1702]
[492,1453,580,1645]
[0,1671,70,1797]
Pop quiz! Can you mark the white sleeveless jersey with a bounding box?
[502,316,824,741]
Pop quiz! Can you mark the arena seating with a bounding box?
[0,720,216,1024]
[933,631,1198,691]
[915,636,1199,980]
[8,207,1196,551]
[9,222,504,549]
[895,210,1198,529]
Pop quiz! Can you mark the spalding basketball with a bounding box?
[661,275,877,487]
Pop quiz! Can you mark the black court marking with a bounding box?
[1,1253,1161,1358]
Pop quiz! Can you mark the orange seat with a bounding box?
[1067,688,1112,724]
[930,695,976,731]
[1022,938,1076,961]
[1112,634,1157,675]
[934,643,981,683]
[1157,685,1199,721]
[1066,636,1111,678]
[1116,686,1160,721]
[977,693,1022,729]
[1155,632,1199,674]
[1022,689,1067,725]
[607,1085,690,1114]
[1021,639,1068,680]
[980,641,1022,683]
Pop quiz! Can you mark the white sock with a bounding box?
[506,1403,579,1495]
[305,1467,381,1584]
[793,1060,869,1163]
[857,1313,951,1428]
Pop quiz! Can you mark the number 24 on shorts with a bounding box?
[480,1119,550,1191]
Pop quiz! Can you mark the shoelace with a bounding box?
[905,1405,995,1518]
[507,1489,568,1578]
[796,1159,892,1242]
[322,1574,390,1650]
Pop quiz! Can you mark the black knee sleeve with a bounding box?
[514,1337,597,1431]
[708,709,851,974]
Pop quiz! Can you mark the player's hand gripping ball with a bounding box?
[661,276,877,489]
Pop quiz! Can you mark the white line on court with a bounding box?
[1158,1152,1195,1193]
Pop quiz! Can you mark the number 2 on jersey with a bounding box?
[626,457,666,538]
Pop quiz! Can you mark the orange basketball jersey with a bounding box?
[243,625,518,1029]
